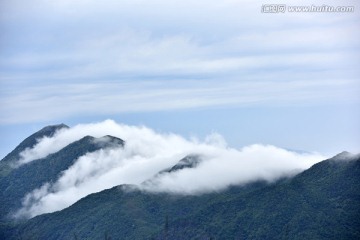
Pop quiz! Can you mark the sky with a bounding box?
[0,0,360,157]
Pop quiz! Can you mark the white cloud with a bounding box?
[142,144,323,194]
[17,120,165,164]
[14,120,325,218]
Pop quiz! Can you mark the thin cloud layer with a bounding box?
[14,120,325,218]
[1,0,359,124]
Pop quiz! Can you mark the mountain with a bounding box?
[0,126,124,237]
[158,153,360,240]
[0,124,69,177]
[4,153,360,240]
[0,125,359,240]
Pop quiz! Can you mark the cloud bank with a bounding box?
[14,120,325,219]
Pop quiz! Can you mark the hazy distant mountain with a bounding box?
[0,125,359,240]
[142,155,202,188]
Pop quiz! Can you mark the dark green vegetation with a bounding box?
[0,125,359,239]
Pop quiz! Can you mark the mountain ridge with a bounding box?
[4,154,359,240]
[0,124,69,177]
[0,132,125,222]
[0,124,359,239]
[1,124,69,164]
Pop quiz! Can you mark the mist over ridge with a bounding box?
[12,120,326,218]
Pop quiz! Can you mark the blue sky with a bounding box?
[0,0,359,157]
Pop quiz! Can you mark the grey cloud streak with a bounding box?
[1,78,357,124]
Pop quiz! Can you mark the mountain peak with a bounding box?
[38,124,69,136]
[141,155,201,188]
[331,151,354,161]
[159,155,201,174]
[93,135,125,147]
[1,124,69,165]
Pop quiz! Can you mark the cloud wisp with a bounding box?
[2,77,358,125]
[14,120,325,219]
